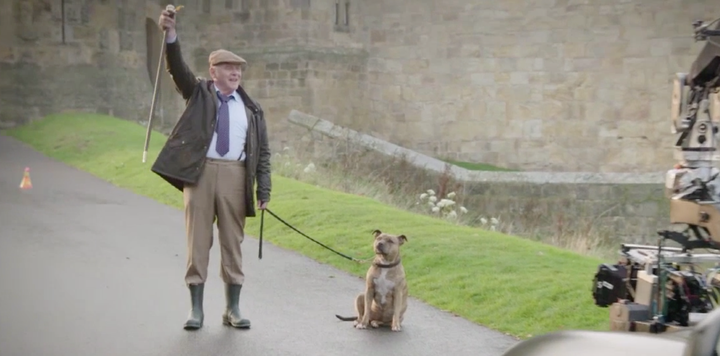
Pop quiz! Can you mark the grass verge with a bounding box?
[4,112,610,339]
[441,158,517,172]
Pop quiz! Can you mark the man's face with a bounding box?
[210,63,242,91]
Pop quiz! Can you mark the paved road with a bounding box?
[0,133,519,356]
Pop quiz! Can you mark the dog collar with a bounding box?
[373,258,401,268]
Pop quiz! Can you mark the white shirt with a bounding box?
[206,85,248,161]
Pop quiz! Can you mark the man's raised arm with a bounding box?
[158,9,198,100]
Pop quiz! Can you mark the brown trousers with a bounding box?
[183,158,247,286]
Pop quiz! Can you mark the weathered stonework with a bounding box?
[0,0,718,173]
[289,109,669,244]
[355,0,719,173]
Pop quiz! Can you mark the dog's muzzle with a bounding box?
[374,242,386,255]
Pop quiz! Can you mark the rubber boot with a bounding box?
[183,283,204,330]
[222,284,251,329]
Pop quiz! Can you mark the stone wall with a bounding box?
[0,0,370,153]
[355,0,718,173]
[288,109,670,245]
[1,0,719,174]
[0,0,160,128]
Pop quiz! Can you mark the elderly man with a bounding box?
[152,8,272,331]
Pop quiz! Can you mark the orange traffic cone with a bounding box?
[19,167,32,190]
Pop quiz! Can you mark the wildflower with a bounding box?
[447,192,456,199]
[429,196,437,203]
[419,193,428,200]
[431,206,440,213]
[480,217,488,225]
[460,206,468,214]
[491,217,499,225]
[303,163,316,173]
[439,199,455,207]
[427,189,436,195]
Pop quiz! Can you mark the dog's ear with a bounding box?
[397,235,407,245]
[372,229,382,238]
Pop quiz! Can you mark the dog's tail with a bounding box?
[335,314,358,322]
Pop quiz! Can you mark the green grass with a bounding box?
[442,159,517,172]
[4,112,609,339]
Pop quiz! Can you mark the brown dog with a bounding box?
[335,229,408,331]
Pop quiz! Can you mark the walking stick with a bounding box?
[142,4,183,163]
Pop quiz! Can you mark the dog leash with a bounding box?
[258,208,370,263]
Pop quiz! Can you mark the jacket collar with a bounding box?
[206,80,260,114]
[212,83,240,102]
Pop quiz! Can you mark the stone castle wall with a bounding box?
[0,0,370,150]
[0,0,718,173]
[356,0,718,173]
[288,110,670,245]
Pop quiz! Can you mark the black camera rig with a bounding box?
[591,17,720,334]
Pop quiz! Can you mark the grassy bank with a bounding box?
[4,113,609,339]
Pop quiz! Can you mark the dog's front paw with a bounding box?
[391,323,402,332]
[370,320,380,328]
[355,319,369,329]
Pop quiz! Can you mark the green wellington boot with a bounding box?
[222,284,251,329]
[183,283,205,330]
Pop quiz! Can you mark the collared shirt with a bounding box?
[206,84,248,161]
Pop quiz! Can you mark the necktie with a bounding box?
[216,92,232,157]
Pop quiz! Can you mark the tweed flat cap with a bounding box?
[208,49,247,69]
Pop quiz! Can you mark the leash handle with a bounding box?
[258,209,264,259]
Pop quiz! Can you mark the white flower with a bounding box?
[491,217,499,225]
[303,163,316,173]
[439,199,455,207]
[447,210,457,219]
[428,201,435,207]
[427,189,436,195]
[419,193,428,200]
[429,196,437,203]
[437,201,446,208]
[447,192,456,199]
[480,217,488,225]
[460,206,468,214]
[283,146,290,151]
[431,206,440,213]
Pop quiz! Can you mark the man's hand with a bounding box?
[158,9,177,37]
[258,201,268,210]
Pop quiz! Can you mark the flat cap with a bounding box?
[208,49,247,69]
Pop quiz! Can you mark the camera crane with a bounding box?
[667,16,720,249]
[591,16,720,335]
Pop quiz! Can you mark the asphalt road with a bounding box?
[0,133,519,356]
